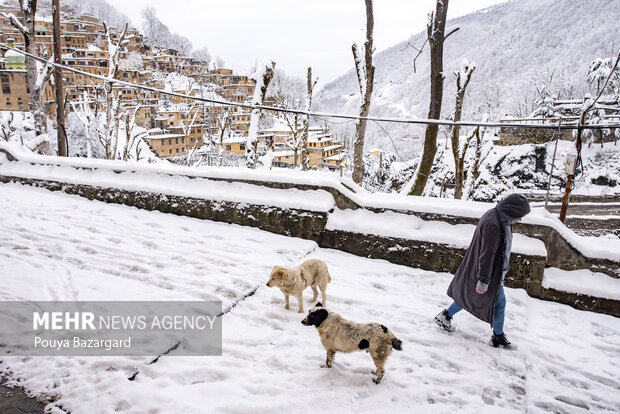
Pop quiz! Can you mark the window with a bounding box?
[176,148,179,153]
[169,149,172,154]
[6,98,11,106]
[240,144,245,151]
[168,139,172,145]
[175,138,179,144]
[225,145,231,151]
[1,73,9,94]
[181,138,184,143]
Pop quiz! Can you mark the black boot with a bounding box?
[434,310,455,332]
[491,332,511,348]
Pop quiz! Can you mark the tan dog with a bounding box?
[266,259,331,313]
[301,303,402,384]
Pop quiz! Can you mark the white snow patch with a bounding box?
[542,267,620,301]
[326,208,547,256]
[0,160,335,212]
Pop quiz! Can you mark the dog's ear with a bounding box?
[315,302,323,307]
[308,308,328,327]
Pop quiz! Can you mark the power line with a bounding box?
[2,43,620,131]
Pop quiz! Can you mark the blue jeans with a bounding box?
[446,286,506,334]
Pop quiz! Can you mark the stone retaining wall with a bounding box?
[498,127,573,146]
[319,229,547,298]
[0,176,328,243]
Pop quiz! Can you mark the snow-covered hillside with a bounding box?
[362,136,620,203]
[1,183,620,413]
[317,0,620,158]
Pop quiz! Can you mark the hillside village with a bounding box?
[0,1,345,169]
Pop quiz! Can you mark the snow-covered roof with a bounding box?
[308,134,332,142]
[260,119,295,133]
[324,153,345,161]
[4,49,23,58]
[273,150,295,157]
[222,136,246,144]
[145,133,185,140]
[319,144,342,152]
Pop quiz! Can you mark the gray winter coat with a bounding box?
[447,194,530,325]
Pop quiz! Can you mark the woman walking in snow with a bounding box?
[434,193,531,348]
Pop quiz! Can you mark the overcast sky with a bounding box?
[106,0,507,86]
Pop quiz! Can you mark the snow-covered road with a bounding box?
[1,182,619,413]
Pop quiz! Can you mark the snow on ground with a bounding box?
[1,182,619,413]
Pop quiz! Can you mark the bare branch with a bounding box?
[411,38,429,73]
[444,26,460,41]
[352,43,365,97]
[1,12,29,37]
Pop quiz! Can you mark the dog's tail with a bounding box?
[391,337,403,351]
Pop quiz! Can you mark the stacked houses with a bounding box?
[0,1,344,169]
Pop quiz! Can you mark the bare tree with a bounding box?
[192,47,212,67]
[409,0,451,195]
[141,7,192,54]
[216,109,231,166]
[70,23,128,159]
[213,56,225,70]
[301,67,318,170]
[246,61,275,168]
[2,1,54,141]
[121,106,147,161]
[101,22,128,159]
[269,70,305,167]
[351,0,375,184]
[70,91,98,158]
[464,126,490,200]
[449,60,476,199]
[283,110,303,167]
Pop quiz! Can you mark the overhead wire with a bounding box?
[2,43,620,131]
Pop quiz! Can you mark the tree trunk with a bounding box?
[351,0,375,184]
[410,0,449,195]
[7,1,48,138]
[450,63,475,199]
[246,62,275,168]
[52,0,66,156]
[301,67,317,171]
[100,23,128,159]
[466,127,483,200]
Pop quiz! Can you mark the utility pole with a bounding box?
[52,0,67,156]
[559,52,620,222]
